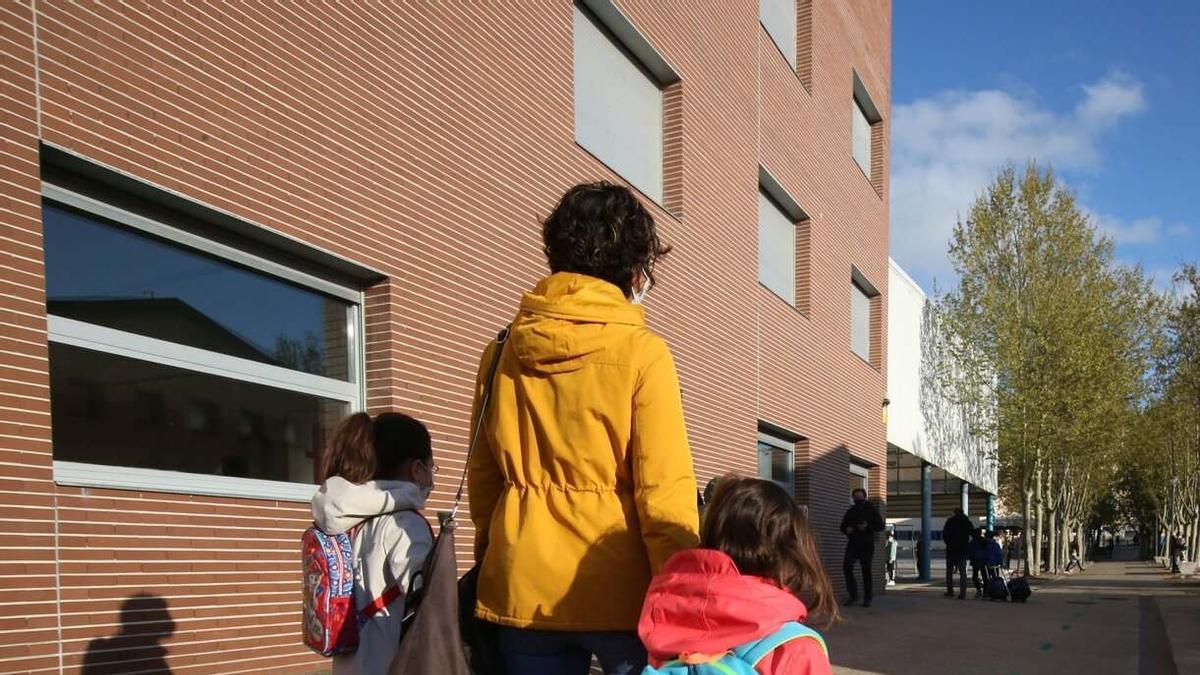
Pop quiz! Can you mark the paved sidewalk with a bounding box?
[824,561,1200,675]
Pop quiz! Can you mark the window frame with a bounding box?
[573,1,680,205]
[849,461,870,503]
[757,428,797,496]
[43,183,366,502]
[759,0,797,70]
[758,190,796,305]
[757,166,808,308]
[851,99,873,177]
[850,265,880,365]
[851,70,883,182]
[850,281,873,362]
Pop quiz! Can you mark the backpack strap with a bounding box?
[349,509,434,622]
[734,622,828,666]
[361,584,403,620]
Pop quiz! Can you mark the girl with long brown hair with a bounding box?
[638,476,836,674]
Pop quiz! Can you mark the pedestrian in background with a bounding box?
[840,488,885,607]
[969,528,988,598]
[885,530,898,586]
[941,508,972,600]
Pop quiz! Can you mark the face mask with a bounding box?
[854,498,866,505]
[416,459,435,501]
[631,267,652,305]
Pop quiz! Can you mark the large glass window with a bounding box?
[852,99,872,176]
[851,72,882,181]
[44,204,353,380]
[759,0,796,69]
[574,3,664,202]
[758,429,796,495]
[50,344,347,484]
[849,462,870,503]
[43,194,362,500]
[758,191,796,305]
[851,281,872,361]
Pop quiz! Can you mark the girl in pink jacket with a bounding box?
[639,477,837,675]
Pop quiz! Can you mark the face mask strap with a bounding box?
[631,266,652,304]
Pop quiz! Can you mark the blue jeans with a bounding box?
[495,626,647,675]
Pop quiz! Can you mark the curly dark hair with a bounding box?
[542,182,672,296]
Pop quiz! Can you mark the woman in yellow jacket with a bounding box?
[468,182,700,675]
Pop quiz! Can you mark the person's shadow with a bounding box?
[82,594,176,674]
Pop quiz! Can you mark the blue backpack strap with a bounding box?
[734,621,828,667]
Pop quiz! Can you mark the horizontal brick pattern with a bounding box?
[662,82,685,219]
[0,1,890,670]
[795,219,812,316]
[754,0,890,592]
[0,2,61,673]
[50,487,319,673]
[796,0,814,91]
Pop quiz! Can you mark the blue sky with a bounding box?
[890,1,1200,293]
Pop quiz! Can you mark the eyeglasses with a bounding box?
[425,460,440,475]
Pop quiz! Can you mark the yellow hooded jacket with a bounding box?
[468,273,700,631]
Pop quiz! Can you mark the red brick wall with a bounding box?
[0,1,890,670]
[0,1,60,671]
[753,0,891,589]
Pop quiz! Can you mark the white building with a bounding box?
[886,258,998,574]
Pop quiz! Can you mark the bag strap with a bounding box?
[735,621,828,665]
[361,584,404,620]
[449,326,511,521]
[349,509,433,621]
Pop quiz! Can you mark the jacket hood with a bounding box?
[512,273,646,374]
[311,476,426,534]
[638,549,808,661]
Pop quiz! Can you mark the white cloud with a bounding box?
[1167,223,1192,239]
[890,72,1147,286]
[1093,214,1163,245]
[1076,73,1148,129]
[1091,212,1191,246]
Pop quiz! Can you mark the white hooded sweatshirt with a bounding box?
[312,476,433,675]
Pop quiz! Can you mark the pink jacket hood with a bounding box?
[638,548,809,661]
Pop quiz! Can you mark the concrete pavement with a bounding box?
[824,560,1200,675]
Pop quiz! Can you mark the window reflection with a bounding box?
[43,204,352,381]
[50,343,346,483]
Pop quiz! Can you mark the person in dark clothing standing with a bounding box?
[942,508,973,600]
[841,488,885,607]
[969,528,988,597]
[1170,532,1185,573]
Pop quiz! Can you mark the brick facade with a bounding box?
[0,2,889,671]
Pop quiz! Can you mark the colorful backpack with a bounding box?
[643,622,828,675]
[301,524,401,656]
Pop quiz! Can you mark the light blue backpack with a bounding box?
[642,621,828,675]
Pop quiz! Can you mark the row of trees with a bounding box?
[1120,266,1200,561]
[935,163,1194,574]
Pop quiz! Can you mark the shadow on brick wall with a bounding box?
[82,593,176,674]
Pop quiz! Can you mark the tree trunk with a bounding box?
[1192,517,1199,563]
[1034,460,1044,574]
[1047,469,1057,573]
[1023,488,1033,575]
[1190,514,1200,562]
